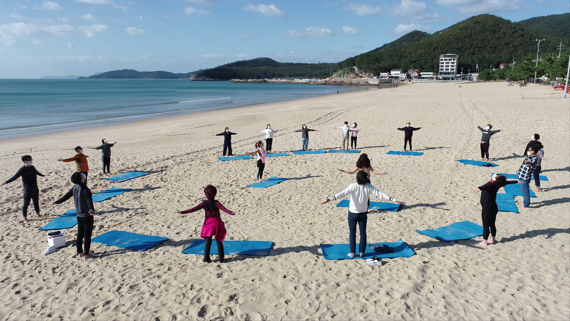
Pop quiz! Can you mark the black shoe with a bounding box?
[203,257,212,263]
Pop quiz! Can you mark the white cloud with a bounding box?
[78,24,109,37]
[81,13,97,21]
[67,43,77,48]
[184,6,212,15]
[36,1,62,10]
[342,26,361,35]
[0,22,74,42]
[32,40,45,45]
[125,27,144,35]
[393,23,431,34]
[74,0,128,11]
[437,0,524,14]
[57,17,69,22]
[243,4,287,17]
[282,27,334,37]
[10,13,25,19]
[185,0,215,4]
[390,0,441,21]
[239,33,252,38]
[345,4,383,16]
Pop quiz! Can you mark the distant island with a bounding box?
[78,69,201,79]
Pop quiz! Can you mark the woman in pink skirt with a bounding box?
[176,185,241,263]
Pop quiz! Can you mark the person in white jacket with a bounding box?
[321,171,404,258]
[260,124,278,153]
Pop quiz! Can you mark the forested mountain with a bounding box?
[371,30,430,53]
[336,14,570,75]
[194,58,336,80]
[518,13,570,39]
[85,69,199,79]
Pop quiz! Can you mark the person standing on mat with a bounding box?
[247,141,267,183]
[332,121,352,150]
[473,174,519,247]
[214,127,237,156]
[88,139,116,176]
[531,142,546,192]
[51,172,97,259]
[522,133,540,157]
[321,171,404,258]
[517,144,540,208]
[478,124,503,161]
[350,123,360,149]
[260,124,278,153]
[58,146,90,181]
[175,185,241,263]
[397,122,421,151]
[1,155,45,224]
[293,125,317,151]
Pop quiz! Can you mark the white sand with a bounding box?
[0,82,568,320]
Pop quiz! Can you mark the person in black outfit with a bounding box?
[522,133,539,156]
[52,172,97,259]
[473,174,518,247]
[477,124,503,161]
[214,127,237,156]
[397,122,421,151]
[88,138,117,176]
[1,155,45,223]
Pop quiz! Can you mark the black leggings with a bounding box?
[265,138,273,152]
[77,216,94,255]
[257,160,265,180]
[102,157,111,174]
[204,237,224,263]
[404,137,412,150]
[23,188,40,218]
[223,142,232,156]
[480,142,489,159]
[534,165,542,187]
[481,204,498,240]
[351,136,357,149]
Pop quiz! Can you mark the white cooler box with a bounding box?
[47,231,66,248]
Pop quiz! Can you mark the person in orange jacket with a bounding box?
[58,146,90,181]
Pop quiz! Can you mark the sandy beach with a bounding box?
[0,82,568,320]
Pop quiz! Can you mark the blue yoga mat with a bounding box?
[456,159,498,167]
[265,153,289,158]
[92,187,131,203]
[336,199,400,212]
[387,151,424,156]
[218,155,253,161]
[291,150,326,155]
[328,150,361,154]
[492,173,548,181]
[320,240,415,260]
[247,177,288,188]
[104,171,149,182]
[496,193,519,213]
[416,221,485,242]
[38,209,78,231]
[182,240,273,256]
[92,231,168,251]
[503,183,537,197]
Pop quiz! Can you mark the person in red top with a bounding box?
[175,185,241,263]
[58,146,90,180]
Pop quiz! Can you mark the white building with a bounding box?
[438,54,458,80]
[390,69,402,76]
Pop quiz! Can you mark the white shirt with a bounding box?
[338,125,351,137]
[261,128,276,139]
[329,183,395,213]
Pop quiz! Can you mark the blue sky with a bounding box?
[0,0,567,78]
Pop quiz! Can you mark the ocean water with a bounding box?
[0,79,354,140]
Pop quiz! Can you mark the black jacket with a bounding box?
[5,166,44,191]
[478,127,500,143]
[55,184,94,217]
[478,180,518,205]
[397,127,420,138]
[216,131,237,142]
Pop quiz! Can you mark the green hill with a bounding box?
[336,14,570,75]
[371,30,431,52]
[86,69,199,79]
[194,58,336,80]
[518,13,570,39]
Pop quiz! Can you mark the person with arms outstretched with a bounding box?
[293,125,317,151]
[1,155,45,224]
[246,141,267,183]
[88,138,116,176]
[260,124,278,153]
[478,124,503,161]
[175,185,241,263]
[51,172,97,259]
[473,174,518,247]
[58,146,89,180]
[332,121,352,150]
[214,127,237,156]
[337,153,387,182]
[397,122,421,151]
[321,171,404,258]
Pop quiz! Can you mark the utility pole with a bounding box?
[534,39,545,84]
[557,41,564,59]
